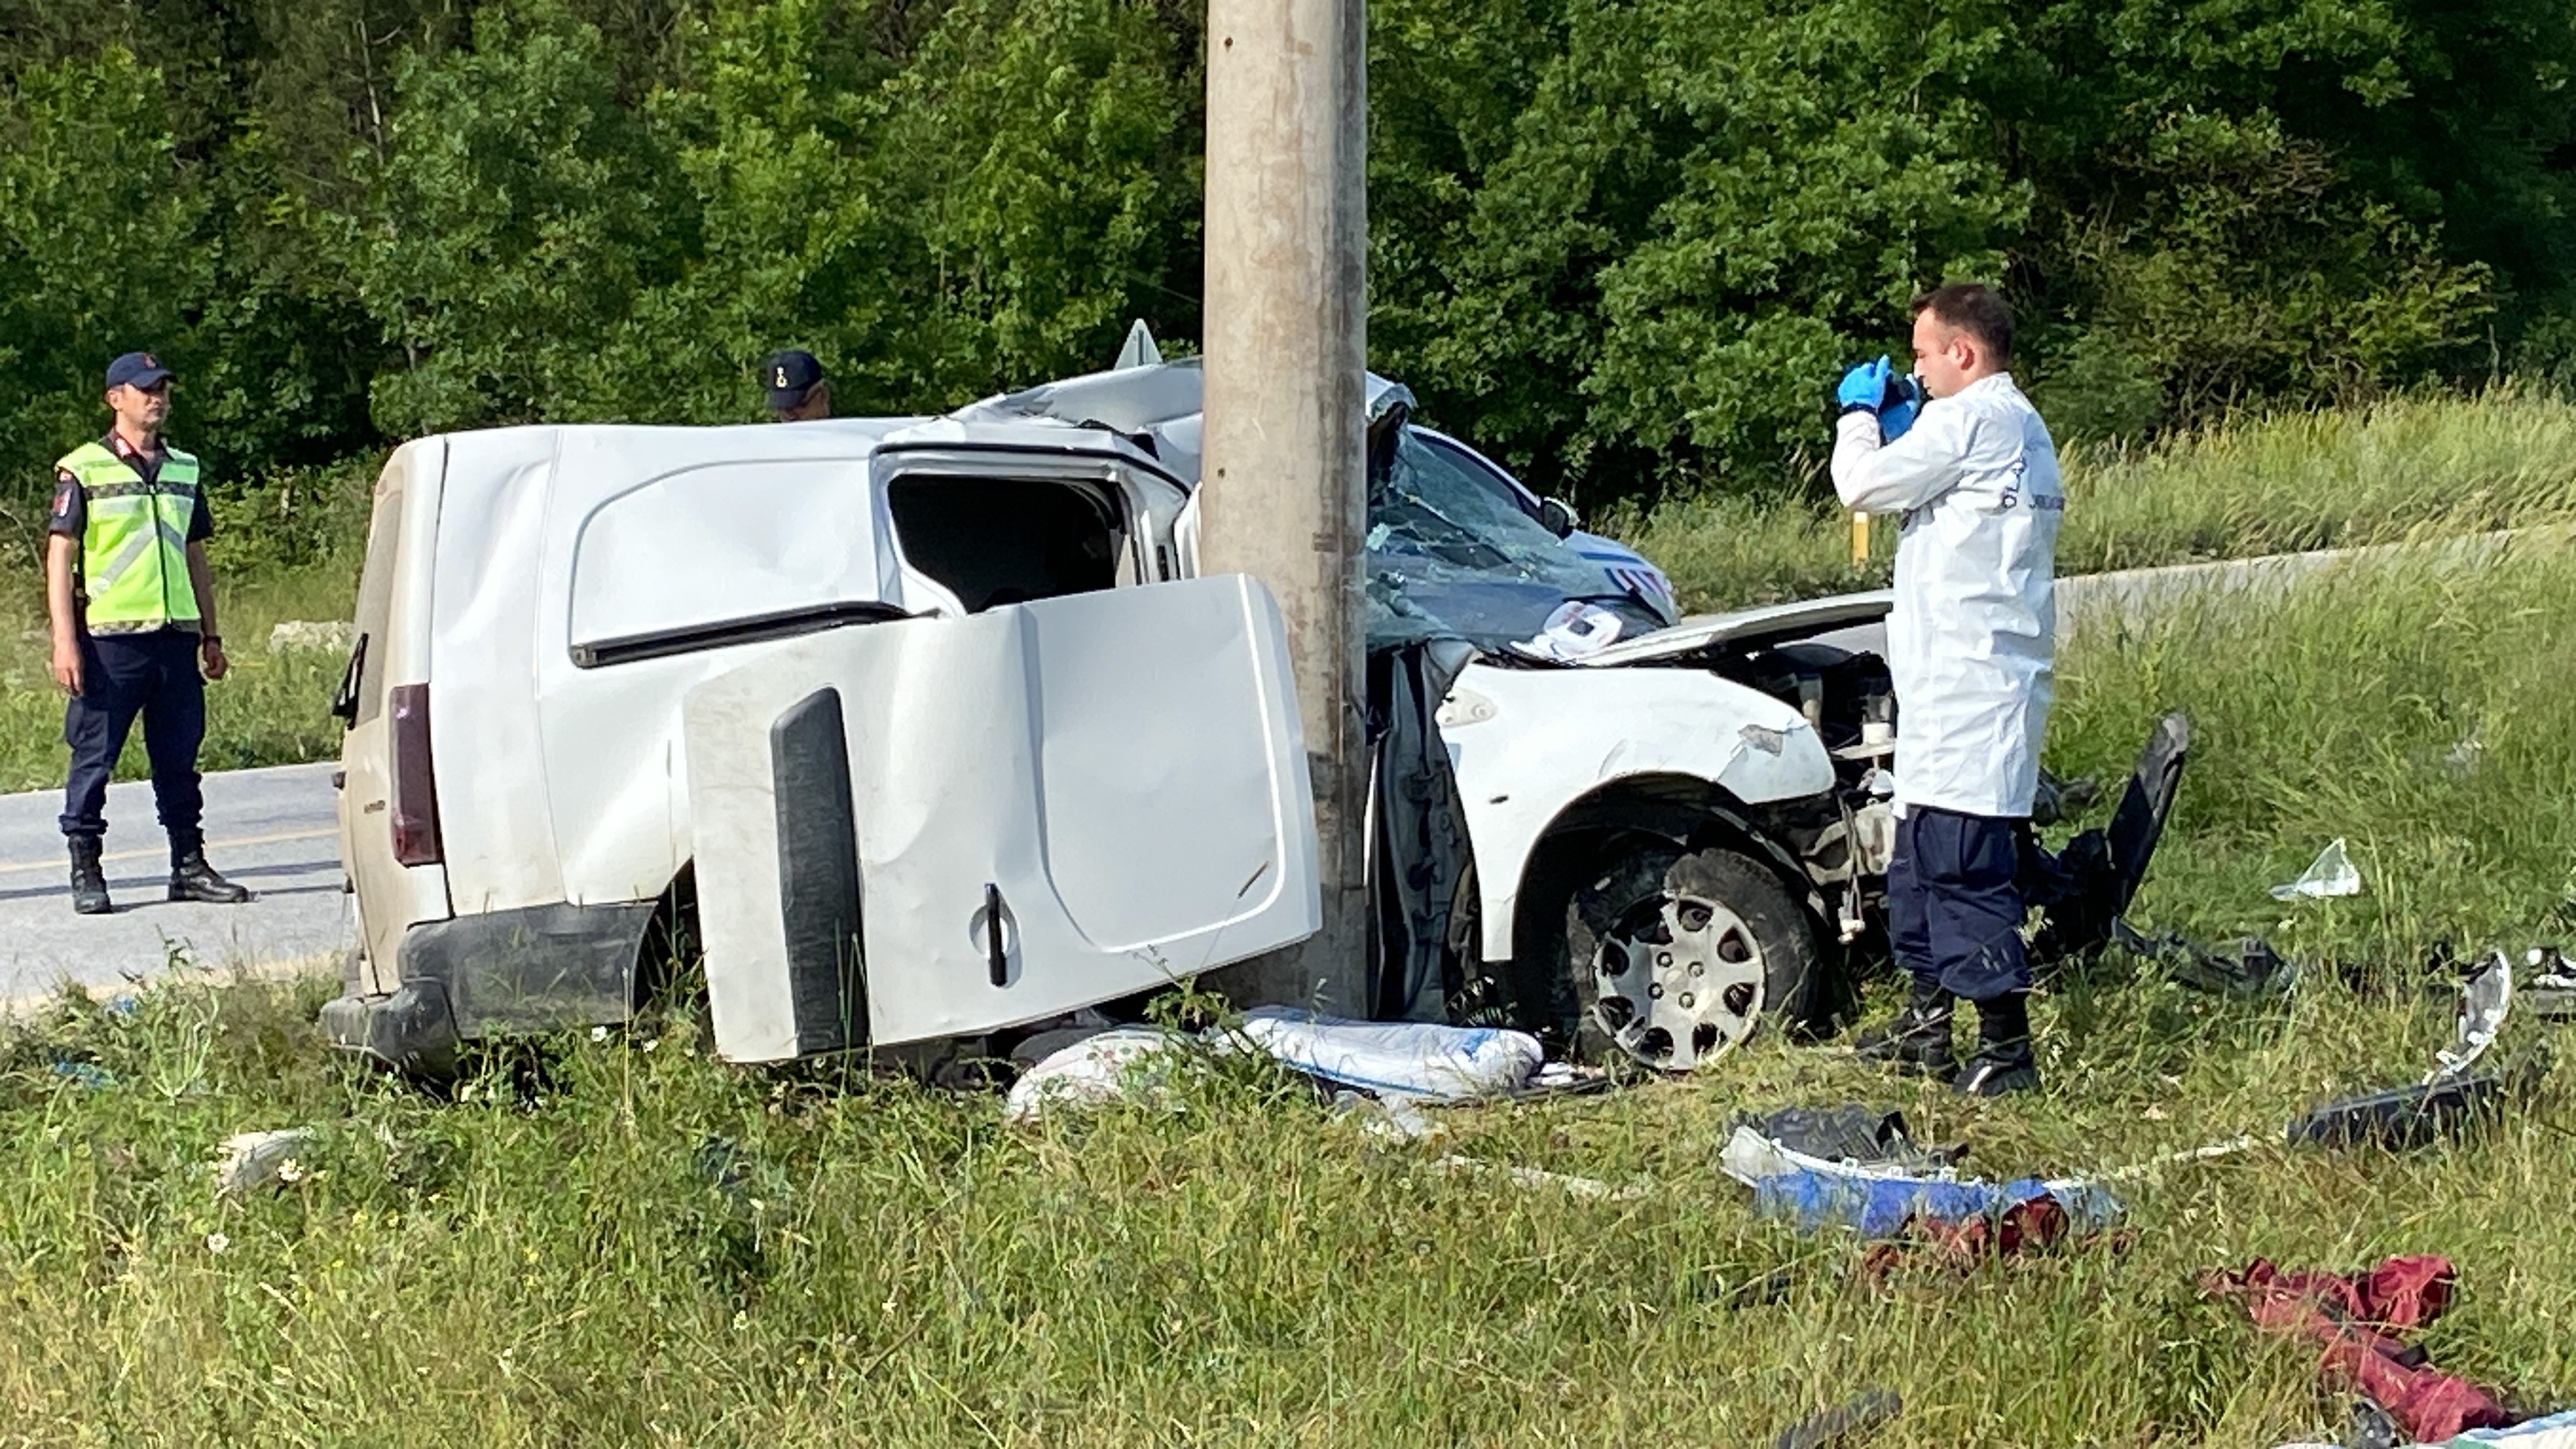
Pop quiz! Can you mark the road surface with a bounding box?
[0,760,349,1003]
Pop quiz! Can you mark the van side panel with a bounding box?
[533,433,908,908]
[428,429,569,916]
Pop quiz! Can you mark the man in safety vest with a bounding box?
[45,351,253,914]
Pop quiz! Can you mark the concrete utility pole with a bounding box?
[1198,0,1371,1016]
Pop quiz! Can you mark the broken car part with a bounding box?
[685,576,1320,1060]
[2111,920,2299,995]
[2520,947,2575,1021]
[2026,711,2193,964]
[2288,954,2541,1150]
[1734,1104,1963,1173]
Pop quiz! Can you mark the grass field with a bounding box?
[1619,386,2576,611]
[4,545,2572,1445]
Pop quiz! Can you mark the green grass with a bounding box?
[1620,386,2576,612]
[5,548,2574,1445]
[0,562,362,795]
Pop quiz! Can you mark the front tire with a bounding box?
[1514,834,1824,1070]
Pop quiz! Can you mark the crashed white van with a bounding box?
[324,356,2174,1075]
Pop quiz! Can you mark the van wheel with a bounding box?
[1516,835,1821,1071]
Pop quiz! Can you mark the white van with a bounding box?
[325,359,2177,1074]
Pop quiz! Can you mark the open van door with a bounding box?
[681,574,1320,1061]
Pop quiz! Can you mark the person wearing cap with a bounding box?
[764,350,831,421]
[44,351,252,915]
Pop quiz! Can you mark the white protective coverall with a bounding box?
[1830,372,2064,820]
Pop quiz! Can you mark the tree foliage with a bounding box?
[3,0,2570,540]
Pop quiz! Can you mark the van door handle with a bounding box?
[985,883,1008,986]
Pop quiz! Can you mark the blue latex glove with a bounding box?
[1879,374,1922,441]
[1835,356,1892,413]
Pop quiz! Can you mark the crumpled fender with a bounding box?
[1439,660,1835,961]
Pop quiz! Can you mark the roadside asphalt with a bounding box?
[0,760,349,1005]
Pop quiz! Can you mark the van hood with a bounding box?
[1573,591,1895,667]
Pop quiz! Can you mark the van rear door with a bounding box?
[681,574,1319,1060]
[336,439,452,993]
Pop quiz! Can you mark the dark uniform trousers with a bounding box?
[1885,806,2031,1003]
[59,629,207,858]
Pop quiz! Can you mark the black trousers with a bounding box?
[1886,806,2031,1002]
[59,630,206,859]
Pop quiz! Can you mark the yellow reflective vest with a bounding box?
[57,441,203,634]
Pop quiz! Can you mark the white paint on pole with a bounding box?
[1199,0,1371,1014]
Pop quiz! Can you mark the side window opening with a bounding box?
[887,476,1126,613]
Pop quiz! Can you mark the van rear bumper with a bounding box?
[321,900,660,1072]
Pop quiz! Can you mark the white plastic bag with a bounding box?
[2270,837,2362,901]
[1002,1027,1189,1124]
[1235,1008,1543,1101]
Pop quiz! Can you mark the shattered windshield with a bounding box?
[1366,424,1657,650]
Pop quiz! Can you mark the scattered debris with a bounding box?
[2442,728,2485,776]
[2095,1134,2264,1183]
[1505,599,1628,662]
[1001,1027,1193,1124]
[2273,838,2364,902]
[266,619,354,654]
[49,1061,114,1089]
[1774,1389,1902,1449]
[1735,1104,1963,1173]
[2524,948,2576,1021]
[1330,1090,1444,1144]
[1719,1118,2121,1239]
[1233,1008,1545,1101]
[2205,1256,2515,1444]
[212,1128,316,1197]
[2028,712,2193,963]
[2288,954,2542,1150]
[1857,1192,2119,1278]
[2113,921,2300,995]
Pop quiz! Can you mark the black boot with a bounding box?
[69,838,113,916]
[169,850,252,905]
[1853,976,1957,1077]
[1952,991,2040,1097]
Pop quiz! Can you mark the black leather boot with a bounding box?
[1952,991,2041,1097]
[69,838,113,916]
[169,850,252,905]
[1853,976,1957,1076]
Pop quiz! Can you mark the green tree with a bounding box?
[342,0,692,435]
[0,50,206,544]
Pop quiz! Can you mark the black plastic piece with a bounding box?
[2030,712,2191,962]
[2288,1074,2507,1150]
[771,688,866,1055]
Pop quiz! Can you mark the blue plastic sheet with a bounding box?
[1747,1167,2122,1238]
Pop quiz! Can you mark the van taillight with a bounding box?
[389,684,443,867]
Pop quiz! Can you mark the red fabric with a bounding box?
[1860,1194,2100,1281]
[2204,1256,2515,1442]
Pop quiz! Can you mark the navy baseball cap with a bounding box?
[105,351,173,390]
[763,350,825,410]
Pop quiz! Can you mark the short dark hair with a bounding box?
[1912,283,2014,364]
